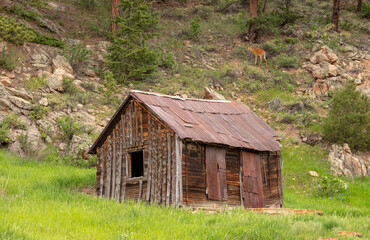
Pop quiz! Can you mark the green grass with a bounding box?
[0,148,369,239]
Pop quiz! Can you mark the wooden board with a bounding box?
[241,151,264,208]
[205,146,227,201]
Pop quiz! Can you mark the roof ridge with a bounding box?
[130,90,232,103]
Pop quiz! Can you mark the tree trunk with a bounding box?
[332,0,340,32]
[250,0,258,18]
[262,0,268,13]
[357,0,362,13]
[111,0,121,32]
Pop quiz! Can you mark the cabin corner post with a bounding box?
[278,152,284,208]
[175,135,183,207]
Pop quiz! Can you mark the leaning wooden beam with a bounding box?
[278,152,284,207]
[175,135,182,207]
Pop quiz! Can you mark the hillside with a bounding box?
[0,0,369,238]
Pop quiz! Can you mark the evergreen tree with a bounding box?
[323,81,369,151]
[106,0,159,82]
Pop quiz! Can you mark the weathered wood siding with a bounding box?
[260,152,284,207]
[96,99,182,206]
[182,142,283,208]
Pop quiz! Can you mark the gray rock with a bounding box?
[52,55,73,74]
[39,98,48,106]
[69,134,92,157]
[59,143,68,151]
[6,88,33,101]
[46,74,63,91]
[8,96,32,110]
[0,76,11,87]
[48,1,66,11]
[309,171,319,177]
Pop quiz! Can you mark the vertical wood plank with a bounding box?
[111,129,116,199]
[116,128,122,201]
[140,107,143,146]
[161,129,167,204]
[138,180,143,200]
[150,119,156,202]
[175,135,182,207]
[157,125,163,203]
[146,115,152,202]
[105,137,112,199]
[171,134,176,205]
[166,132,171,206]
[135,102,139,147]
[129,101,133,147]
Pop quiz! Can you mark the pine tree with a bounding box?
[323,81,370,151]
[106,0,159,82]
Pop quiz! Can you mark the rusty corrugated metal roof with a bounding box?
[89,91,281,154]
[131,91,281,151]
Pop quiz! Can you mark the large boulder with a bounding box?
[328,144,369,177]
[8,96,32,110]
[52,55,73,74]
[310,46,338,64]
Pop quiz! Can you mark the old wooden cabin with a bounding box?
[89,91,283,209]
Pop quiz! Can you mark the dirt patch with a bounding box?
[82,186,95,195]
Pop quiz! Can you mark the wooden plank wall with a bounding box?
[96,99,182,206]
[182,143,241,208]
[260,152,284,207]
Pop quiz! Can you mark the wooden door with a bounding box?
[205,146,228,201]
[241,151,264,208]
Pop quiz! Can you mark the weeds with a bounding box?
[56,115,80,141]
[26,74,48,91]
[62,43,91,70]
[0,47,22,70]
[190,15,202,39]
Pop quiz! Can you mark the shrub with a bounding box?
[62,43,91,70]
[0,114,27,145]
[316,175,348,197]
[62,79,91,105]
[26,74,48,91]
[268,70,295,92]
[32,34,65,48]
[274,53,300,69]
[0,47,22,70]
[190,15,202,39]
[0,15,64,47]
[361,1,370,19]
[284,37,298,44]
[7,3,40,22]
[323,81,369,151]
[30,103,48,120]
[79,0,97,10]
[56,115,80,141]
[0,15,37,45]
[17,133,38,159]
[106,0,159,82]
[159,52,174,69]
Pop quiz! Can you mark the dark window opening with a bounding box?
[130,151,144,178]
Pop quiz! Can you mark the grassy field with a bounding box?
[0,144,369,240]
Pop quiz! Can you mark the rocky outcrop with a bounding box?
[328,144,369,177]
[204,87,225,100]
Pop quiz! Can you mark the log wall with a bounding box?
[96,99,182,206]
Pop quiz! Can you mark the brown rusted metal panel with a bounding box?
[241,151,264,208]
[205,146,227,201]
[89,91,281,154]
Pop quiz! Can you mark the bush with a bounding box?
[30,103,48,120]
[62,43,90,70]
[106,0,159,82]
[0,47,22,70]
[0,15,64,47]
[316,175,348,197]
[56,115,80,141]
[274,53,300,69]
[361,1,370,19]
[26,74,48,91]
[323,82,369,151]
[0,114,27,145]
[62,79,91,105]
[33,34,65,48]
[190,15,202,39]
[0,15,37,45]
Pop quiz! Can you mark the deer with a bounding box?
[248,46,267,67]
